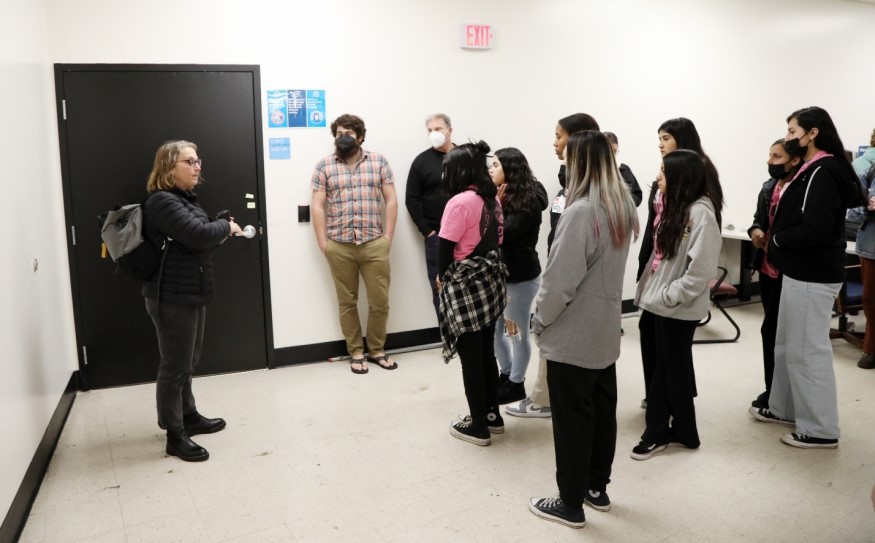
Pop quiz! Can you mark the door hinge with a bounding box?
[82,345,88,365]
[71,225,76,246]
[62,99,67,120]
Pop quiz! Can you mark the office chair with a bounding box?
[693,266,741,344]
[830,254,864,350]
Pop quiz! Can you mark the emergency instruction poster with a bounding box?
[267,89,326,128]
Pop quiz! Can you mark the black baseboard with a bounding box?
[274,327,440,367]
[1,372,78,543]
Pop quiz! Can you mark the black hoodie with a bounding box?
[501,181,549,282]
[768,155,863,283]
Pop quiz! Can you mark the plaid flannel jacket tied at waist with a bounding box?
[438,250,508,363]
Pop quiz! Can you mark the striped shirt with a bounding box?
[311,150,395,244]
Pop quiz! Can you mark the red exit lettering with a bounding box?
[466,24,492,47]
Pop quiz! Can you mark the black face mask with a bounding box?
[335,134,357,158]
[768,163,790,180]
[784,137,807,159]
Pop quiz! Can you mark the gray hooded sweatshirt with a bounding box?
[532,197,631,370]
[634,197,721,321]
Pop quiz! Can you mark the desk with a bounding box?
[721,227,754,301]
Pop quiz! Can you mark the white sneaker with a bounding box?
[505,397,551,418]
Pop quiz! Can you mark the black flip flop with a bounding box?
[350,357,368,374]
[367,354,397,370]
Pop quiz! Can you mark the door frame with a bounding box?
[53,63,276,389]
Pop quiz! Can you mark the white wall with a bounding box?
[43,0,875,350]
[1,0,80,520]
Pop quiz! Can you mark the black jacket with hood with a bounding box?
[768,155,863,283]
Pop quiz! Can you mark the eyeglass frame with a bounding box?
[177,158,203,167]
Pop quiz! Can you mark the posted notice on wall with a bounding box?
[269,138,291,160]
[267,89,326,128]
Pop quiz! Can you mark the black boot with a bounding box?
[166,430,209,462]
[497,380,526,405]
[183,411,226,436]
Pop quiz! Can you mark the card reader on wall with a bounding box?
[298,205,310,223]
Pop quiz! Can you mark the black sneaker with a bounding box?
[458,411,504,435]
[528,496,585,528]
[750,391,769,409]
[780,432,839,449]
[497,380,526,405]
[858,353,875,369]
[498,372,510,385]
[748,407,794,427]
[449,417,491,446]
[630,441,667,460]
[584,490,611,512]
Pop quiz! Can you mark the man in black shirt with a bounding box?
[406,113,454,321]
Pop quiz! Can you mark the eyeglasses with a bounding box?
[177,158,203,167]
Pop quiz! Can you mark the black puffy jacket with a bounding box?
[141,188,230,306]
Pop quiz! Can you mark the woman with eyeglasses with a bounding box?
[142,140,242,462]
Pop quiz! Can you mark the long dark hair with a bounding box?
[656,150,709,260]
[658,118,723,226]
[441,140,496,200]
[494,147,538,214]
[559,113,600,134]
[565,130,639,247]
[788,107,865,207]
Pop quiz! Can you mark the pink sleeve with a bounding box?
[439,199,467,242]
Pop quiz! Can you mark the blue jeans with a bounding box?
[494,276,541,383]
[770,276,842,439]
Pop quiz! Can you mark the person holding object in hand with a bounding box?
[142,140,240,462]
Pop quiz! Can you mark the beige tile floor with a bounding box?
[19,304,875,542]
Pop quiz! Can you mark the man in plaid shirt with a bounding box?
[311,114,398,374]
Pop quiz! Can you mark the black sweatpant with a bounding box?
[758,274,782,398]
[638,309,657,400]
[456,324,499,420]
[642,315,700,448]
[547,360,617,509]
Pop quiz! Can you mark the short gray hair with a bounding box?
[425,113,452,128]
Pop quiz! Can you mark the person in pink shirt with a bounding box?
[437,141,508,446]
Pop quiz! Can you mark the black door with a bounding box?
[56,65,273,389]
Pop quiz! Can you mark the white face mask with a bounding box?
[428,130,447,149]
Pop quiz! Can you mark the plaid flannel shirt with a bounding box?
[311,150,394,244]
[438,249,508,362]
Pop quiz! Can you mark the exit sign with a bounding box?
[460,23,494,50]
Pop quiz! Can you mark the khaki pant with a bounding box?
[530,351,551,406]
[324,237,391,357]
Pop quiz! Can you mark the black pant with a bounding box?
[456,324,498,420]
[424,234,440,322]
[638,310,657,400]
[145,298,205,432]
[547,360,617,509]
[759,274,782,397]
[642,315,700,447]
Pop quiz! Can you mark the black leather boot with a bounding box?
[183,411,226,436]
[166,430,209,462]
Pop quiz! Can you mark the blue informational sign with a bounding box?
[306,90,326,127]
[286,90,307,128]
[268,137,291,160]
[267,90,288,128]
[267,89,327,128]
